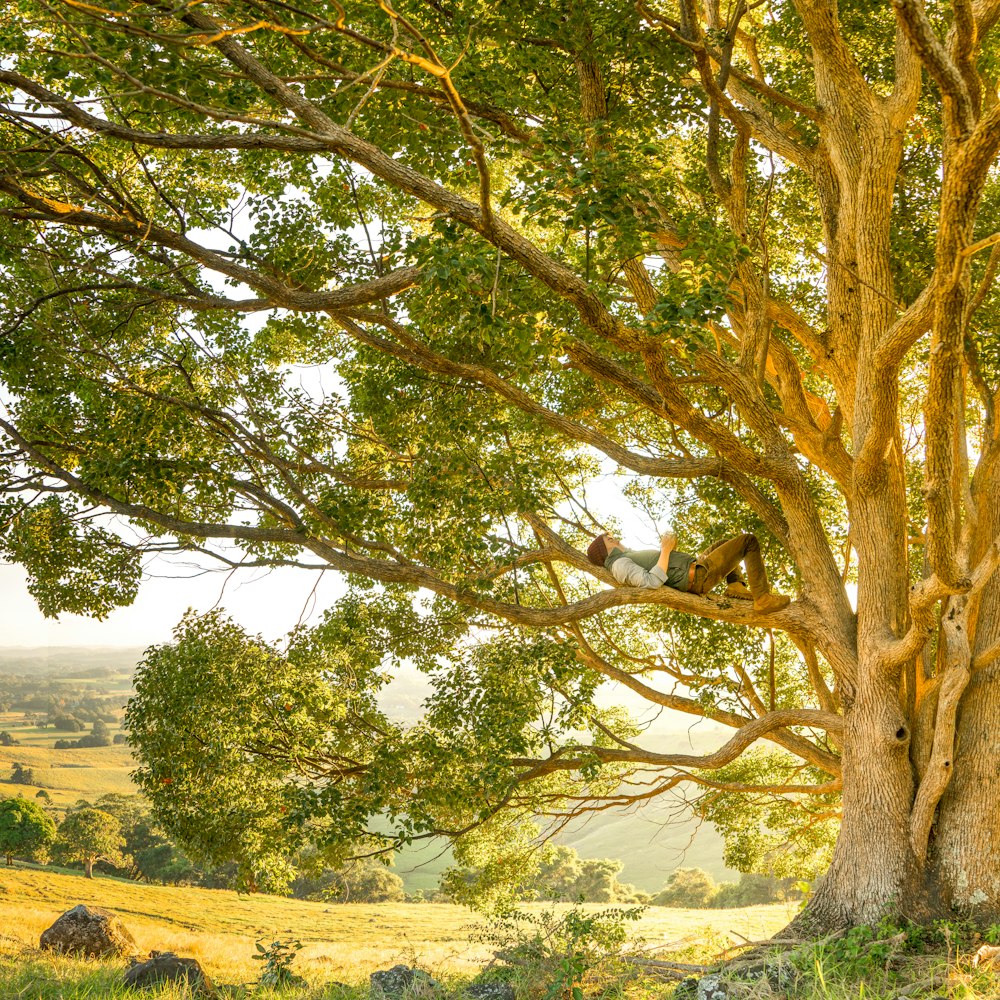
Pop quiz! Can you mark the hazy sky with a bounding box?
[0,557,347,649]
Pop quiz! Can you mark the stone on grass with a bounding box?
[466,981,515,1000]
[124,951,214,994]
[692,960,797,1000]
[39,904,137,958]
[696,973,729,1000]
[370,964,441,998]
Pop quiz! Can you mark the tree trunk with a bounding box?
[5,854,10,867]
[84,858,93,879]
[933,661,1000,918]
[792,673,921,931]
[930,466,1000,917]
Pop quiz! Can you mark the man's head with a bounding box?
[587,533,619,566]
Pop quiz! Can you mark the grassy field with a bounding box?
[0,865,798,997]
[0,743,136,808]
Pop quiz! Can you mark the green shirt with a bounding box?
[604,547,696,591]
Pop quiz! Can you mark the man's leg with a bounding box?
[691,534,789,610]
[692,534,757,594]
[701,537,748,592]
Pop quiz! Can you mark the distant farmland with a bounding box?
[0,647,739,892]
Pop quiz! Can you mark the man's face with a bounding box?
[603,533,621,552]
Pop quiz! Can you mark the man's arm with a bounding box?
[609,557,667,588]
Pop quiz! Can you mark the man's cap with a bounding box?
[586,534,609,566]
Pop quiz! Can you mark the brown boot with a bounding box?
[725,582,753,600]
[754,593,791,613]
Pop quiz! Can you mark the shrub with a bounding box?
[476,903,645,1000]
[0,797,56,865]
[652,868,717,908]
[9,763,35,786]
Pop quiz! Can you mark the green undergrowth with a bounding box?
[662,918,1000,1000]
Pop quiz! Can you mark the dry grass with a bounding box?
[0,865,797,988]
[0,744,136,807]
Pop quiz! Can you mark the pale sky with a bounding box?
[0,557,346,649]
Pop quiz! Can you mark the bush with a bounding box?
[9,763,35,786]
[291,855,406,902]
[51,716,84,732]
[711,873,795,907]
[476,903,645,999]
[253,937,306,989]
[0,797,57,865]
[454,843,648,905]
[652,868,717,908]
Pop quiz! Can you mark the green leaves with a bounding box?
[0,797,57,864]
[57,808,128,870]
[1,498,141,619]
[127,610,394,891]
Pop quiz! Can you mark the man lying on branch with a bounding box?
[586,530,791,613]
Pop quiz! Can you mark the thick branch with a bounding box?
[892,0,975,136]
[511,709,843,778]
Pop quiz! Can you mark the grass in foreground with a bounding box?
[0,866,797,997]
[2,868,1000,999]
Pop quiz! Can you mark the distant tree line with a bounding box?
[652,867,797,908]
[0,672,127,728]
[53,720,115,749]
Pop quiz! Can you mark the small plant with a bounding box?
[475,903,645,999]
[253,935,307,988]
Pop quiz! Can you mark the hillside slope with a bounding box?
[0,866,797,986]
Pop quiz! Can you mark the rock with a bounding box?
[696,974,729,1000]
[39,904,137,958]
[691,960,797,1000]
[729,959,797,989]
[370,964,441,999]
[672,977,699,999]
[124,951,214,994]
[466,982,515,1000]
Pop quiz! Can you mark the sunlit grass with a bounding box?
[0,744,136,808]
[0,865,798,995]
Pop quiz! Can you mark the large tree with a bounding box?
[58,807,128,879]
[3,0,1000,931]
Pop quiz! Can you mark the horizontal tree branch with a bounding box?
[0,415,825,635]
[510,708,843,779]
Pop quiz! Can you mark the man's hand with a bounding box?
[660,531,678,552]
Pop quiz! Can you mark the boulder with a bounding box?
[466,982,515,1000]
[690,960,797,1000]
[124,951,214,994]
[370,964,441,999]
[695,974,730,1000]
[39,904,137,958]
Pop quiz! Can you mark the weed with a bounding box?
[476,903,645,999]
[254,935,308,988]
